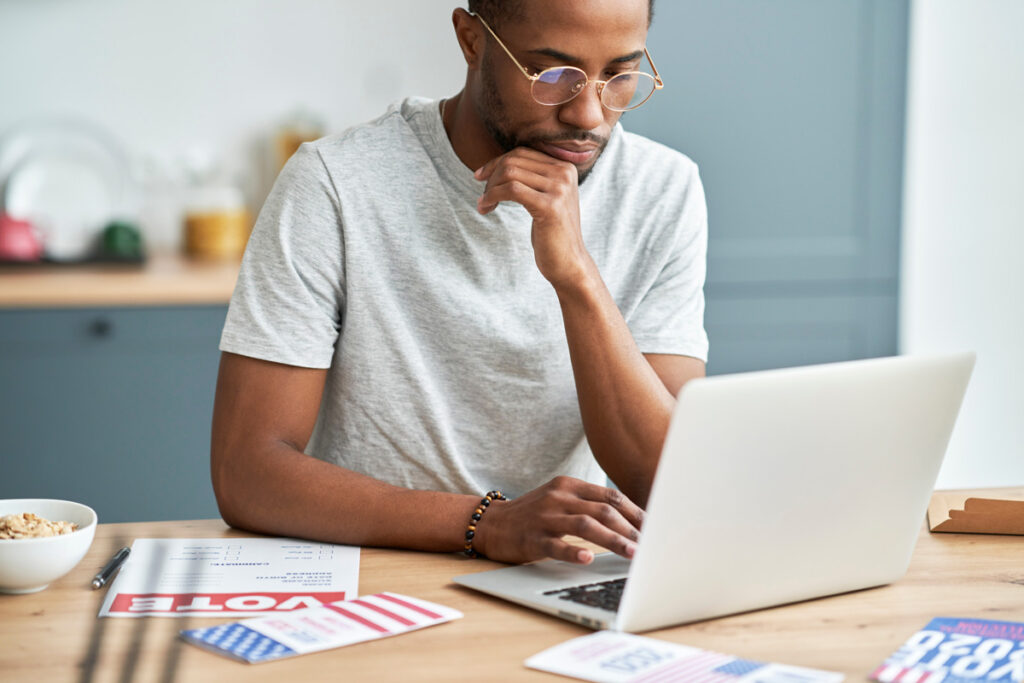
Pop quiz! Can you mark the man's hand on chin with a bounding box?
[474,147,596,292]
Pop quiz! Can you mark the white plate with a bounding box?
[0,120,129,261]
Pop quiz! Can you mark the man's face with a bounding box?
[472,0,651,183]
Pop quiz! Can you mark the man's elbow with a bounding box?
[210,453,251,530]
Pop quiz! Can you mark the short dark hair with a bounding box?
[467,0,655,30]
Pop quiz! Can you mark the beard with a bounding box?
[476,54,609,184]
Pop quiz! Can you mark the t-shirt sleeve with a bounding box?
[219,143,345,368]
[628,161,709,362]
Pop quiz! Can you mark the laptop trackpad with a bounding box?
[538,552,631,581]
[453,552,631,596]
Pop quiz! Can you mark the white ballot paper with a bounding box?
[526,631,844,683]
[99,538,359,618]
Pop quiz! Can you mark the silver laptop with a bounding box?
[453,353,975,633]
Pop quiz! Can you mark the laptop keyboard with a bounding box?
[543,577,627,612]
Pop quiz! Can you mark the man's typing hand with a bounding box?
[473,476,644,565]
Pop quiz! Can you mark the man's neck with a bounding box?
[441,92,505,172]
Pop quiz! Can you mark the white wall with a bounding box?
[901,0,1024,487]
[0,0,465,246]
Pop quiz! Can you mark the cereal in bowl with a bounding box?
[0,513,79,539]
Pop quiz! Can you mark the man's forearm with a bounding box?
[212,442,481,551]
[211,351,645,566]
[555,258,676,507]
[212,442,644,565]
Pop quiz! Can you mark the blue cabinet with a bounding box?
[627,0,907,374]
[0,306,227,522]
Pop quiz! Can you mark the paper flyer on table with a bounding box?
[98,538,359,618]
[871,617,1024,683]
[526,631,844,683]
[180,592,462,664]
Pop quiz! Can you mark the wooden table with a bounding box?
[1,510,1022,682]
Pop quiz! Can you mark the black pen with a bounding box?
[91,546,131,589]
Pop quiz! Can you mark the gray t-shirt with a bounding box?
[220,96,708,498]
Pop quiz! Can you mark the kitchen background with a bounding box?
[1,0,1021,521]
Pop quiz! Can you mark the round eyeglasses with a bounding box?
[472,13,665,112]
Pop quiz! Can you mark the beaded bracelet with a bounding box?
[463,490,507,558]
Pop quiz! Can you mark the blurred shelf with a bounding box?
[0,251,240,308]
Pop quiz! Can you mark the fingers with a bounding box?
[565,511,638,560]
[474,155,501,181]
[477,174,549,215]
[474,148,578,215]
[542,537,596,565]
[569,479,646,533]
[578,500,640,545]
[536,478,643,562]
[476,158,566,215]
[474,146,560,182]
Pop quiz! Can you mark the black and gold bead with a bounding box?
[462,490,508,558]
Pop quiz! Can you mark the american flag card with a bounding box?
[180,592,462,663]
[871,617,1024,683]
[526,631,843,683]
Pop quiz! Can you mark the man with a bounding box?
[211,0,708,566]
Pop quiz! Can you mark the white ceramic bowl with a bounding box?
[0,499,97,594]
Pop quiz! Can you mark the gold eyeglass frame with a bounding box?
[471,12,665,112]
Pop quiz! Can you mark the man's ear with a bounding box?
[452,8,485,70]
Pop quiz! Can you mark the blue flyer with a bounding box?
[872,617,1024,683]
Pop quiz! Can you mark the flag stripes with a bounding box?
[633,651,734,683]
[377,592,444,619]
[324,602,390,633]
[350,599,416,627]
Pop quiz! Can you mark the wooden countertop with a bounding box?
[2,493,1023,682]
[0,252,240,308]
